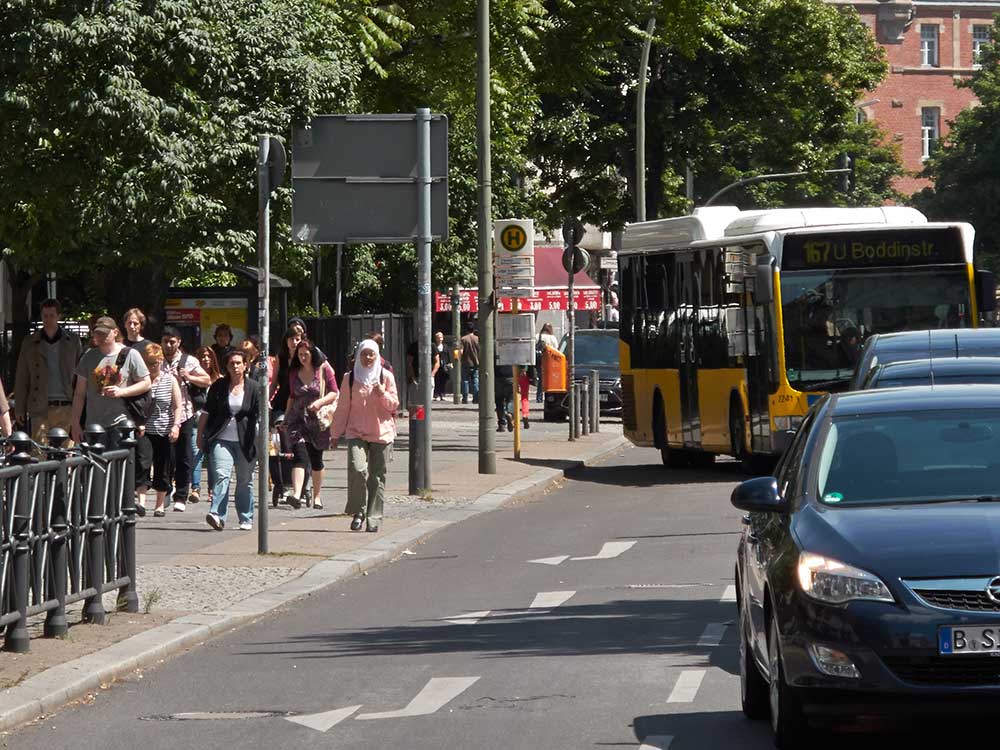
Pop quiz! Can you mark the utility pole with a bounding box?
[334,243,343,316]
[477,0,496,474]
[636,14,656,222]
[416,108,434,492]
[452,283,462,404]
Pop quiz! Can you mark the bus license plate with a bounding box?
[939,625,1000,655]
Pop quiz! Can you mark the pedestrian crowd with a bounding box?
[0,302,400,535]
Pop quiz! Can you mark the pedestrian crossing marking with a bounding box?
[529,555,570,566]
[697,623,728,647]
[571,540,637,561]
[721,584,737,602]
[639,736,673,749]
[442,611,491,625]
[529,590,575,609]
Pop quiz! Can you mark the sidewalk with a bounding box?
[0,398,627,730]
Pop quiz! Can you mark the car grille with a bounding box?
[884,655,1000,686]
[913,589,1000,612]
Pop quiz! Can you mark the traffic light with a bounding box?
[838,152,855,194]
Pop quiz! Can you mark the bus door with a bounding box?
[677,253,701,448]
[745,254,774,454]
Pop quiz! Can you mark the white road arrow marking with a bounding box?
[697,623,728,647]
[355,677,480,721]
[529,591,575,609]
[721,584,737,602]
[571,540,637,561]
[639,736,674,750]
[442,611,491,625]
[528,555,570,566]
[286,705,361,732]
[667,670,705,703]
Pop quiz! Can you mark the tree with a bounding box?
[0,0,370,321]
[914,19,1000,271]
[531,0,901,228]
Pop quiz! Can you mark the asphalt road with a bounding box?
[1,448,962,749]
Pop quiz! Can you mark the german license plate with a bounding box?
[939,625,1000,655]
[600,392,609,403]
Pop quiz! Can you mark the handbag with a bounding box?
[313,363,337,430]
[115,349,153,425]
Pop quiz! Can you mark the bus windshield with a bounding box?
[780,267,971,387]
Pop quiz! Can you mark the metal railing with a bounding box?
[0,424,138,652]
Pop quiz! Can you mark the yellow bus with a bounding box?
[618,206,996,468]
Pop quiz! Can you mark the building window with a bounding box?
[921,107,940,160]
[974,25,991,66]
[921,25,939,67]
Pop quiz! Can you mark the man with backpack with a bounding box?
[160,326,212,512]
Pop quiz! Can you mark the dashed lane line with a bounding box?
[355,677,481,721]
[696,623,728,648]
[721,585,737,602]
[571,540,637,561]
[666,670,706,703]
[529,591,576,609]
[639,736,674,750]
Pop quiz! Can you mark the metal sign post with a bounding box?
[416,108,434,492]
[452,283,462,404]
[562,218,585,443]
[257,134,285,555]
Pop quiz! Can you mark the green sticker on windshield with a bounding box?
[824,492,844,504]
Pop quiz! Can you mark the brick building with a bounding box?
[829,0,1000,194]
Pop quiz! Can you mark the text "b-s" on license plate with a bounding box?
[939,625,1000,655]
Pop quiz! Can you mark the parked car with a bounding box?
[849,328,1000,390]
[542,329,621,421]
[733,384,1000,746]
[861,356,1000,389]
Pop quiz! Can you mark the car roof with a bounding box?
[879,357,1000,375]
[831,384,1000,415]
[868,328,1000,357]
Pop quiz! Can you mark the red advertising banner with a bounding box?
[435,288,601,313]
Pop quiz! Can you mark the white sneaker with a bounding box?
[238,522,253,531]
[172,501,186,512]
[206,513,223,531]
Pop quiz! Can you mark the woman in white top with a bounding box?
[536,323,559,403]
[197,351,259,531]
[142,345,183,516]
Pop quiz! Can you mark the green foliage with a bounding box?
[914,16,1000,271]
[531,0,900,226]
[0,0,366,310]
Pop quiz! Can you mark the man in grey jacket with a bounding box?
[13,299,82,444]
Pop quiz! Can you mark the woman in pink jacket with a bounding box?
[331,339,399,533]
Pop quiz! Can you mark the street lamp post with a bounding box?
[635,14,656,222]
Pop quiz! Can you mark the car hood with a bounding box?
[794,502,1000,580]
[572,364,619,382]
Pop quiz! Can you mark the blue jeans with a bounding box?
[207,440,254,525]
[461,367,479,403]
[191,445,205,491]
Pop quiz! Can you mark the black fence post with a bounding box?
[117,422,139,613]
[82,425,107,625]
[44,429,72,638]
[5,432,35,652]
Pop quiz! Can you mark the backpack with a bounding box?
[115,348,153,425]
[182,354,208,410]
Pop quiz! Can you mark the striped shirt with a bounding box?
[146,374,177,436]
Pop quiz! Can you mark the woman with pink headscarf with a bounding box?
[331,339,399,533]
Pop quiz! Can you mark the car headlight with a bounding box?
[797,553,894,605]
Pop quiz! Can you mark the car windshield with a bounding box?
[781,268,970,388]
[561,333,619,365]
[874,374,1000,389]
[816,408,1000,506]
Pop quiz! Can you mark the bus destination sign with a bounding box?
[782,227,965,271]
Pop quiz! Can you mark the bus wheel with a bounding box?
[689,451,716,469]
[653,393,688,468]
[730,398,754,473]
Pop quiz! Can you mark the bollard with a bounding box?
[82,424,107,625]
[409,407,426,495]
[5,432,34,652]
[44,428,71,638]
[590,370,601,432]
[116,422,139,614]
[572,383,581,439]
[581,379,590,435]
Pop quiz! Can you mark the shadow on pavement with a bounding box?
[559,461,747,489]
[241,597,739,668]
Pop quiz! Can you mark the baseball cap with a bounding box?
[92,316,117,335]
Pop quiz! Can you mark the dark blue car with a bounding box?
[733,385,1000,746]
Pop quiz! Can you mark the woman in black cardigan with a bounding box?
[197,350,259,531]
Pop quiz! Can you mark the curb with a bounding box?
[0,434,629,731]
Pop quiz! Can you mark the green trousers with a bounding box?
[345,439,392,523]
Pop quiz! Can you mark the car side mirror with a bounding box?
[731,476,786,513]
